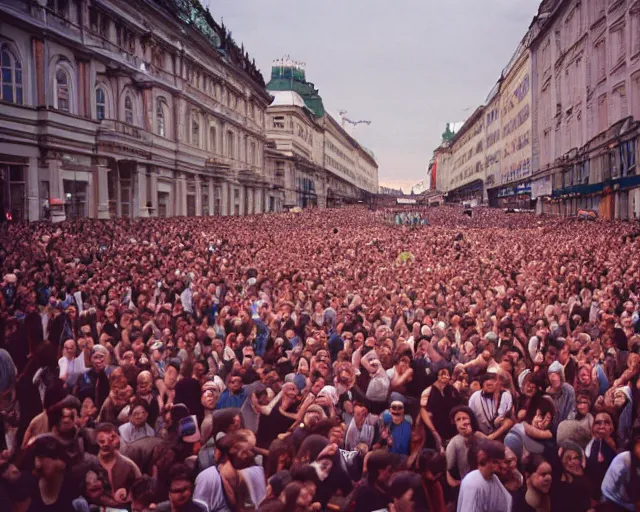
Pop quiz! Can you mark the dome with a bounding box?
[270,90,307,108]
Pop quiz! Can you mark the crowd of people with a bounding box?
[1,205,640,512]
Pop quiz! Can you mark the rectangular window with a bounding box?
[272,116,285,129]
[632,10,640,56]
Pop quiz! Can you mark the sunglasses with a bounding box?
[390,405,404,411]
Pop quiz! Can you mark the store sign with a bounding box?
[397,198,417,205]
[531,176,552,199]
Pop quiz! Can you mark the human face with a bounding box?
[297,358,309,376]
[329,426,345,446]
[297,484,315,507]
[454,411,472,436]
[548,372,561,389]
[97,431,115,456]
[130,406,148,428]
[164,366,179,389]
[576,398,590,416]
[532,409,552,430]
[57,407,77,434]
[62,340,76,359]
[91,352,106,372]
[390,401,405,424]
[34,456,65,480]
[529,462,552,494]
[137,375,152,396]
[228,376,243,394]
[169,478,193,509]
[562,450,583,476]
[482,377,496,394]
[201,388,219,410]
[523,380,537,398]
[613,390,628,409]
[437,369,450,385]
[84,470,105,501]
[592,413,614,440]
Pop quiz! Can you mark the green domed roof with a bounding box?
[267,62,325,118]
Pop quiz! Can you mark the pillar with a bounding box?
[137,165,149,217]
[239,185,245,216]
[208,178,215,215]
[221,180,229,216]
[96,165,110,219]
[32,38,45,106]
[176,173,187,216]
[195,175,202,216]
[27,157,39,222]
[149,169,158,217]
[48,159,66,223]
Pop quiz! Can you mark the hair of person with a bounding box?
[449,405,480,431]
[95,422,119,436]
[388,471,423,499]
[523,454,548,478]
[476,439,505,466]
[129,398,150,415]
[212,408,243,438]
[535,396,556,420]
[216,432,245,461]
[417,450,447,475]
[365,450,397,485]
[265,439,295,479]
[289,462,321,487]
[130,476,157,508]
[167,462,193,485]
[226,369,243,383]
[479,373,498,385]
[296,434,329,463]
[280,481,306,512]
[46,395,81,427]
[308,418,341,438]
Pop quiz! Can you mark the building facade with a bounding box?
[0,0,280,223]
[531,0,640,219]
[445,106,486,204]
[430,0,640,219]
[265,62,378,209]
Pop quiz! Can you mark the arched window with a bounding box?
[55,68,70,111]
[1,44,22,105]
[209,126,217,153]
[191,111,200,147]
[226,131,235,158]
[124,95,133,124]
[96,87,106,120]
[156,98,166,137]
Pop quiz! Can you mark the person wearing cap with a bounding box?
[75,344,110,410]
[457,439,511,512]
[547,361,576,431]
[381,400,412,456]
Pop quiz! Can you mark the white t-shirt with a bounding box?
[457,470,512,512]
[58,355,87,387]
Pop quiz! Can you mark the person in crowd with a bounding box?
[456,439,512,512]
[155,463,207,512]
[446,405,483,489]
[513,454,553,512]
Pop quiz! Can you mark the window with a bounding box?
[632,10,640,57]
[610,26,625,66]
[273,116,285,129]
[124,95,133,124]
[55,68,70,111]
[226,131,235,158]
[209,126,217,153]
[96,87,105,120]
[250,141,256,165]
[191,112,200,147]
[156,99,165,137]
[1,45,22,105]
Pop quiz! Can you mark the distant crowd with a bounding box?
[1,206,640,512]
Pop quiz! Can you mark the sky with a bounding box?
[206,0,540,191]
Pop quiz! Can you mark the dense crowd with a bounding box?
[1,206,640,512]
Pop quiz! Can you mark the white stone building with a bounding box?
[0,0,277,222]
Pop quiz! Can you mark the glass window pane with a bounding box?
[2,68,12,83]
[2,84,13,103]
[16,86,22,105]
[1,48,9,67]
[15,70,21,85]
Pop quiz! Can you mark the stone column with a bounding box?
[195,175,202,216]
[149,169,158,217]
[96,165,110,219]
[48,159,66,223]
[176,173,187,216]
[254,187,262,214]
[221,180,229,216]
[208,178,215,215]
[137,165,149,217]
[32,38,45,106]
[239,185,245,216]
[27,157,40,222]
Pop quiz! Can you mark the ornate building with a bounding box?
[0,0,276,222]
[265,61,379,209]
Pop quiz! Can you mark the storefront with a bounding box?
[489,181,532,209]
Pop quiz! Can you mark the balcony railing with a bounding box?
[98,119,152,142]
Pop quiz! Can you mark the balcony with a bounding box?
[98,119,152,142]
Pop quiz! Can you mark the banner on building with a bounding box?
[531,176,552,199]
[397,198,417,205]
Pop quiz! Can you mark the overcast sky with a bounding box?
[206,0,540,191]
